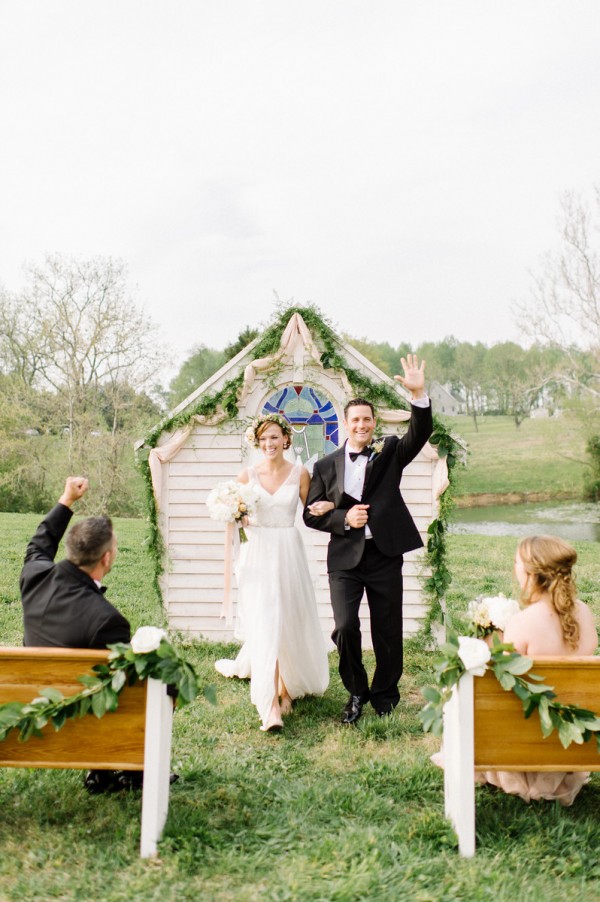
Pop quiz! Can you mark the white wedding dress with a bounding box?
[215,462,329,726]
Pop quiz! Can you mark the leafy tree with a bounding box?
[166,327,261,409]
[166,345,226,408]
[344,335,394,375]
[456,341,488,430]
[416,336,459,388]
[223,326,259,361]
[484,342,549,426]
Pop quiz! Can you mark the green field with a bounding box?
[445,413,589,500]
[1,515,599,901]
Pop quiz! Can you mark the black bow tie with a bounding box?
[349,447,370,462]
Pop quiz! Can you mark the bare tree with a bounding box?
[1,255,165,511]
[519,189,600,410]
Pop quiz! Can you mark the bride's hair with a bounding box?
[517,535,579,649]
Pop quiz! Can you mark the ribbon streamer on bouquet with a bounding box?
[221,521,241,626]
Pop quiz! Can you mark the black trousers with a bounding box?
[328,540,403,713]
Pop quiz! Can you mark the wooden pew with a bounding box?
[442,657,600,857]
[0,647,174,858]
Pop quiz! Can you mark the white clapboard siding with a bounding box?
[155,387,442,645]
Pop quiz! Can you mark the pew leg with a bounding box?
[140,678,174,858]
[443,673,476,857]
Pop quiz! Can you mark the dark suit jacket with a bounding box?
[20,503,131,648]
[303,403,433,571]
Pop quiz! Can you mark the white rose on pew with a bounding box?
[131,626,168,654]
[457,636,491,676]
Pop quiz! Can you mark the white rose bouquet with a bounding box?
[467,593,520,638]
[206,480,259,543]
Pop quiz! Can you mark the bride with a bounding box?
[215,413,330,732]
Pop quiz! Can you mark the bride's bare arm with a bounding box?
[299,468,311,506]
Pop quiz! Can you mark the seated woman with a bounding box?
[477,534,598,805]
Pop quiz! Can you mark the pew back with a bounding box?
[474,657,600,771]
[0,647,145,770]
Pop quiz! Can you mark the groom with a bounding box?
[303,355,432,723]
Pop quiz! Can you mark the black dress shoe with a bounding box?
[84,770,179,793]
[84,769,122,794]
[116,771,180,790]
[341,694,368,725]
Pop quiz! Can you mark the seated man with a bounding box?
[20,476,130,648]
[20,476,133,792]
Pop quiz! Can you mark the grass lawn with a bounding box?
[1,515,599,900]
[444,413,589,499]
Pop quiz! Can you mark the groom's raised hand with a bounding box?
[394,354,426,399]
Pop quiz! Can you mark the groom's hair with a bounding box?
[344,398,375,418]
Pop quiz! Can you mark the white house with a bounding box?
[140,312,450,647]
[428,382,464,416]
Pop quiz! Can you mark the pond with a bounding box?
[449,501,600,543]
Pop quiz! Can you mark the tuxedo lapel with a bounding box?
[334,445,346,496]
[363,456,375,494]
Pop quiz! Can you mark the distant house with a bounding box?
[428,382,463,416]
[139,312,451,647]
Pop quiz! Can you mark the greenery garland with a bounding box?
[419,633,600,751]
[138,304,462,630]
[0,631,214,745]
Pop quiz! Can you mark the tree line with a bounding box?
[1,188,599,514]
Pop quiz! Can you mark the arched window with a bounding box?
[262,385,339,468]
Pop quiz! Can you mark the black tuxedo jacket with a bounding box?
[303,403,433,571]
[20,503,131,648]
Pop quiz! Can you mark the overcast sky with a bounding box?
[1,1,599,377]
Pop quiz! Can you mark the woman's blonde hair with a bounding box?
[517,535,579,649]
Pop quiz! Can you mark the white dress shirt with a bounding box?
[343,395,429,539]
[344,444,373,537]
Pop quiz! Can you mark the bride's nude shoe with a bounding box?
[260,702,283,732]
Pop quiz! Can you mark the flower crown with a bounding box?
[244,412,293,448]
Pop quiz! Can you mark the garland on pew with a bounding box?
[0,627,215,745]
[138,303,463,632]
[419,632,600,751]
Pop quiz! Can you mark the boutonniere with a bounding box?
[369,438,385,460]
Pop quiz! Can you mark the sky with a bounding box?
[1,1,600,381]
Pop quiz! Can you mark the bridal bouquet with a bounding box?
[206,480,259,543]
[467,593,520,638]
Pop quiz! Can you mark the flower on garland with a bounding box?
[206,480,259,543]
[0,628,214,745]
[467,593,520,637]
[456,636,491,675]
[130,626,167,653]
[419,632,600,751]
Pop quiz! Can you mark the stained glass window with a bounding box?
[262,385,339,467]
